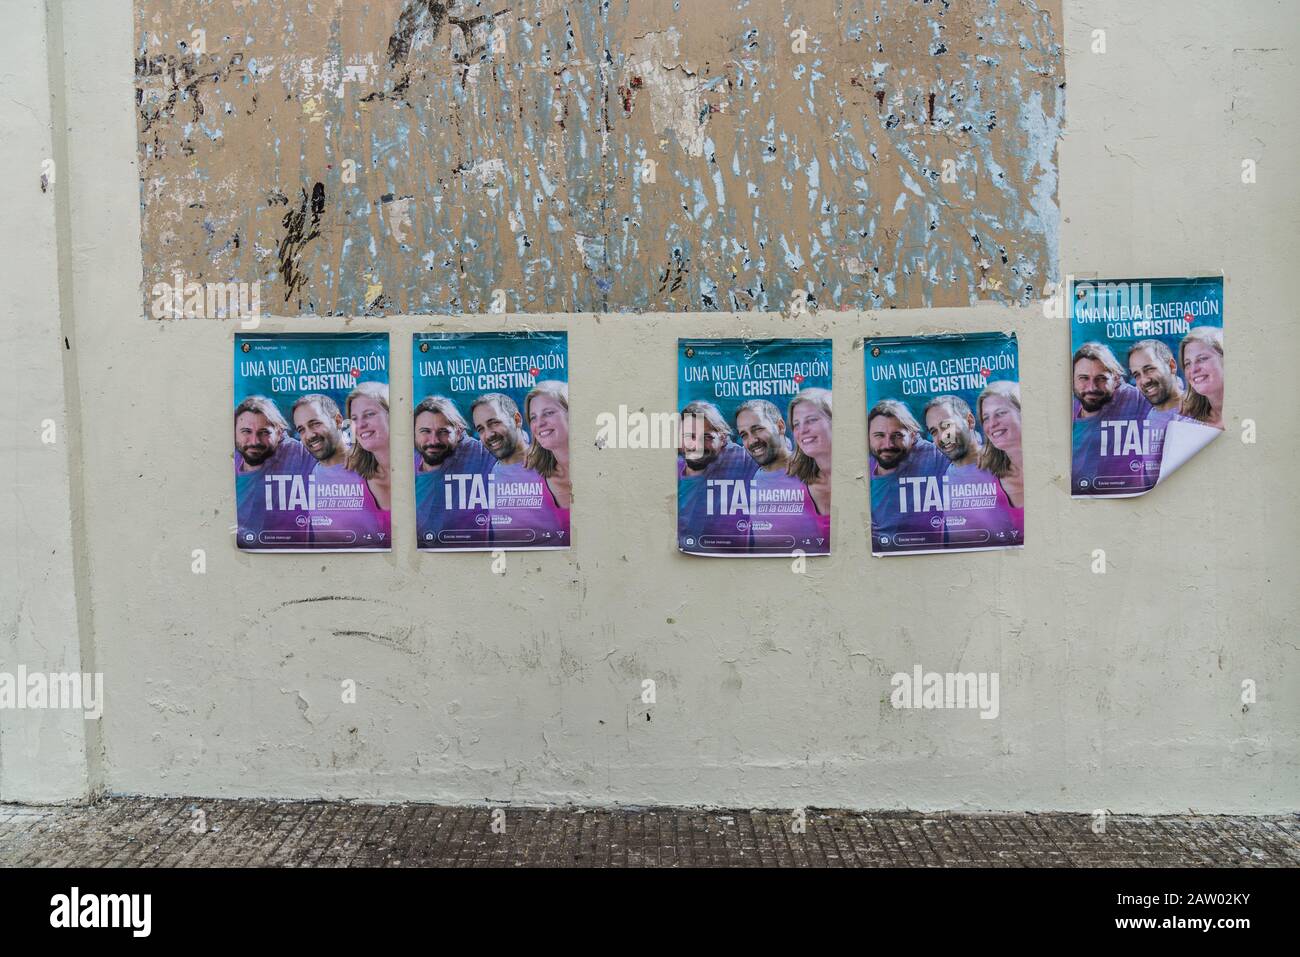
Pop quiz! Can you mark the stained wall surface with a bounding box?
[0,0,96,803]
[135,0,1064,315]
[2,0,1297,810]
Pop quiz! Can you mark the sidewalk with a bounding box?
[2,798,1296,868]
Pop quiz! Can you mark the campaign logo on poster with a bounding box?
[677,338,832,557]
[865,332,1024,556]
[413,331,570,552]
[233,333,391,552]
[1069,276,1224,497]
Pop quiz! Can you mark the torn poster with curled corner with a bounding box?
[1069,276,1224,498]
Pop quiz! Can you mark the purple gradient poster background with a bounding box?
[865,332,1024,556]
[678,338,832,558]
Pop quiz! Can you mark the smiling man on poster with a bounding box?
[292,394,350,469]
[1069,276,1224,497]
[678,338,832,558]
[414,395,495,476]
[233,333,391,552]
[413,331,571,552]
[865,332,1024,556]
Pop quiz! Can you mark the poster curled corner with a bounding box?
[1068,275,1224,500]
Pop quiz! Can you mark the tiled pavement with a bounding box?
[1,798,1296,867]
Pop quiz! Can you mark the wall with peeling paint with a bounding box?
[135,0,1064,315]
[4,0,1298,810]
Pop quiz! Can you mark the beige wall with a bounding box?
[0,0,98,802]
[3,0,1297,810]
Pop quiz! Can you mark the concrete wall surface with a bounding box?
[0,0,97,803]
[1,0,1296,811]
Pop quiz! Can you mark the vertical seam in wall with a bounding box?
[44,0,103,800]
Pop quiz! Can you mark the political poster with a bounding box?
[233,333,391,552]
[1069,276,1224,497]
[865,332,1024,556]
[678,338,832,557]
[413,331,570,551]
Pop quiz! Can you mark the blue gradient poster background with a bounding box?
[865,332,1024,556]
[677,338,833,557]
[233,332,390,552]
[413,331,570,551]
[1069,276,1224,497]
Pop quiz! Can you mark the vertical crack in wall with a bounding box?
[48,0,104,797]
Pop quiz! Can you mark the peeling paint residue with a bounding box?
[135,0,1064,314]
